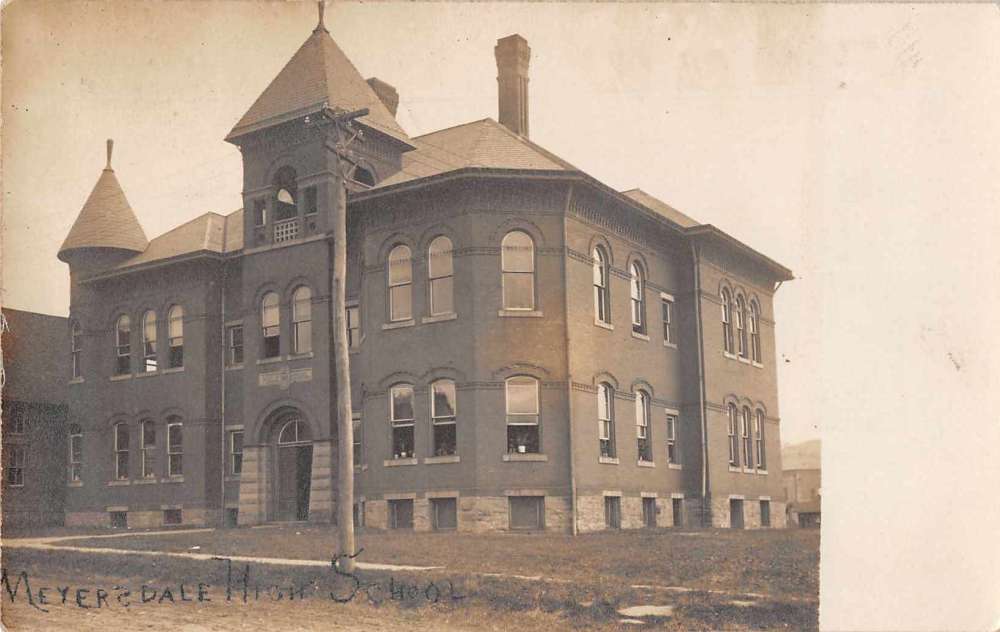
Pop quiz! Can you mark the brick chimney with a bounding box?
[366,77,399,117]
[494,34,530,137]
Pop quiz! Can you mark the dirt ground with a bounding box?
[1,527,819,630]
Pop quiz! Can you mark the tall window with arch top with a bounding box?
[593,246,610,324]
[68,423,83,482]
[142,310,157,372]
[754,409,767,470]
[597,382,615,458]
[750,300,762,363]
[721,288,734,354]
[501,231,535,310]
[390,384,415,459]
[506,376,539,453]
[71,321,83,379]
[292,286,312,354]
[428,236,454,316]
[736,295,748,358]
[635,390,652,461]
[261,292,280,358]
[167,305,184,368]
[431,379,457,456]
[273,167,298,222]
[114,315,131,376]
[630,261,646,334]
[388,245,413,322]
[727,403,739,466]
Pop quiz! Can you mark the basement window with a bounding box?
[604,496,621,529]
[163,509,182,526]
[388,499,413,529]
[431,498,457,531]
[110,511,128,529]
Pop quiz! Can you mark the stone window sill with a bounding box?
[110,374,133,382]
[663,341,678,349]
[163,366,185,374]
[422,313,457,324]
[498,309,543,318]
[107,480,131,486]
[226,364,245,371]
[502,453,548,462]
[69,377,85,385]
[738,356,751,365]
[756,469,768,475]
[424,455,460,464]
[384,458,418,467]
[67,481,83,488]
[382,319,416,330]
[752,361,764,369]
[743,467,755,474]
[257,356,285,365]
[134,478,158,485]
[594,320,614,331]
[631,331,650,342]
[723,351,737,360]
[136,371,159,379]
[638,460,656,468]
[728,465,741,472]
[161,476,185,483]
[668,463,683,470]
[289,352,314,361]
[599,456,619,465]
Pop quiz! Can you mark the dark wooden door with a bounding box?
[277,445,312,521]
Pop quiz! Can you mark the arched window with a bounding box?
[292,286,312,355]
[140,419,156,478]
[431,379,457,456]
[114,422,130,480]
[351,165,376,187]
[71,321,83,379]
[750,300,761,363]
[114,315,131,376]
[501,231,535,310]
[755,410,766,470]
[721,288,734,354]
[736,295,748,358]
[142,310,157,372]
[389,385,415,458]
[635,390,652,462]
[261,292,280,358]
[273,167,298,222]
[388,245,413,322]
[727,403,739,466]
[506,376,539,453]
[167,305,184,368]
[278,418,310,445]
[428,236,454,316]
[167,417,184,477]
[593,247,610,324]
[69,423,83,482]
[597,382,615,458]
[630,261,646,334]
[741,406,753,469]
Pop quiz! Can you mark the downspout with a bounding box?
[562,184,578,535]
[219,239,228,525]
[691,241,710,527]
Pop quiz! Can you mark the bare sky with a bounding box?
[3,3,999,629]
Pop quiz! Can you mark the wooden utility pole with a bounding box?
[315,105,368,572]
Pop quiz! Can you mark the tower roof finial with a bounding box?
[106,138,114,169]
[316,1,328,33]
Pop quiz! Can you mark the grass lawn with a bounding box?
[57,526,819,599]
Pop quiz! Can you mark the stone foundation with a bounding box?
[710,496,787,529]
[307,440,335,523]
[237,445,270,525]
[365,494,571,533]
[65,512,108,527]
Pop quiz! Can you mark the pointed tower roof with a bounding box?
[225,5,411,146]
[58,140,149,262]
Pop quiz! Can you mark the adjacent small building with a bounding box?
[1,308,69,529]
[781,439,820,528]
[52,11,793,533]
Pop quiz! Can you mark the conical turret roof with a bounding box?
[58,140,148,262]
[225,16,411,146]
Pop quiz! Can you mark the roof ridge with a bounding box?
[412,118,493,140]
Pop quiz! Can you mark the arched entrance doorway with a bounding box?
[275,416,312,522]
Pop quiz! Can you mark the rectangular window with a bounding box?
[253,199,266,227]
[5,407,25,435]
[760,500,771,528]
[390,385,415,459]
[163,509,182,525]
[167,422,183,477]
[230,430,243,475]
[304,186,318,215]
[5,445,25,487]
[672,498,683,527]
[142,313,157,372]
[114,424,129,480]
[388,499,414,529]
[228,325,244,366]
[352,414,363,466]
[508,496,544,530]
[431,498,457,530]
[661,297,674,344]
[506,377,539,454]
[642,497,657,528]
[666,414,678,464]
[71,323,83,379]
[346,305,360,350]
[69,428,83,482]
[262,294,280,359]
[110,511,128,529]
[431,380,457,456]
[140,420,156,479]
[604,496,621,529]
[388,246,413,322]
[168,307,184,368]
